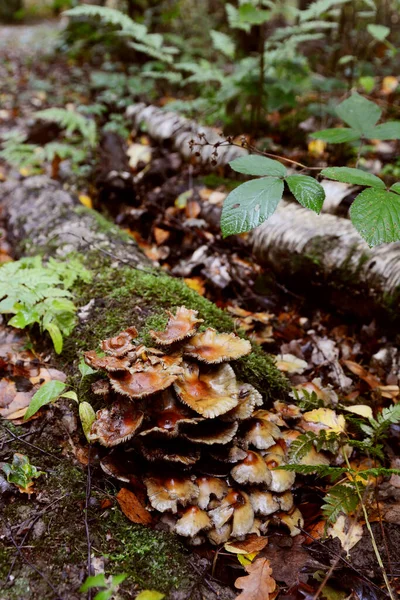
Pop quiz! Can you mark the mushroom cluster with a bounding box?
[85,307,303,543]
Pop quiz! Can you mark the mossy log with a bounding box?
[1,176,286,599]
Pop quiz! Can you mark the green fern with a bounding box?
[291,388,325,410]
[288,430,340,463]
[279,463,347,481]
[65,5,147,38]
[0,256,91,354]
[322,483,360,524]
[34,108,97,147]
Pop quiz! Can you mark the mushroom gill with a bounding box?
[182,328,251,364]
[150,307,203,345]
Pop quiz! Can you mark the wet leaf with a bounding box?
[136,591,165,600]
[2,453,44,494]
[225,535,268,554]
[24,379,66,420]
[116,487,152,525]
[327,515,363,555]
[303,408,346,433]
[79,401,96,442]
[234,557,276,600]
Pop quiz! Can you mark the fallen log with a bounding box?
[126,103,400,321]
[0,175,286,599]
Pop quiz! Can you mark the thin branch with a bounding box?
[84,447,92,600]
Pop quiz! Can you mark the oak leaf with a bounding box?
[116,487,152,525]
[234,557,276,600]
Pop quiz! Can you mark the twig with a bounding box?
[3,426,63,462]
[2,494,68,588]
[84,446,92,600]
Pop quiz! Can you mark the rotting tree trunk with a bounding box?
[126,103,400,322]
[0,175,286,599]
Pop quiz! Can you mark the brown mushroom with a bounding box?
[84,351,130,372]
[244,417,282,450]
[182,328,251,364]
[101,327,138,357]
[276,507,304,536]
[109,361,182,399]
[231,451,272,486]
[88,399,144,446]
[140,391,200,439]
[175,506,211,537]
[180,419,238,445]
[173,362,238,418]
[277,491,294,512]
[222,383,263,421]
[264,454,296,492]
[150,307,203,345]
[145,476,199,513]
[250,490,280,516]
[91,379,111,396]
[208,489,254,538]
[196,476,228,510]
[207,523,232,545]
[137,438,200,466]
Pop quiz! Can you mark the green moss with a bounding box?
[74,205,132,242]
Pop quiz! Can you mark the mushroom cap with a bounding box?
[175,506,211,537]
[222,383,263,422]
[231,491,254,538]
[150,307,203,345]
[276,507,304,536]
[91,379,111,396]
[173,362,239,418]
[244,418,282,450]
[250,490,280,516]
[140,391,201,438]
[273,400,302,420]
[231,451,272,485]
[182,328,251,364]
[180,419,238,445]
[84,351,130,372]
[145,476,199,513]
[109,361,182,399]
[208,490,237,528]
[210,445,248,464]
[88,399,144,447]
[196,476,228,510]
[264,454,296,493]
[137,438,200,465]
[207,523,232,545]
[101,327,138,357]
[253,409,286,427]
[277,491,294,512]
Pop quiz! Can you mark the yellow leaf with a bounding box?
[303,408,346,433]
[327,515,363,556]
[343,405,373,419]
[381,76,398,95]
[136,591,165,600]
[19,167,32,177]
[79,195,93,209]
[184,277,205,296]
[237,553,258,566]
[275,353,308,374]
[308,139,326,157]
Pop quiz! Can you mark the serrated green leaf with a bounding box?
[221,177,284,237]
[8,308,40,328]
[321,167,385,189]
[24,380,66,420]
[210,30,235,59]
[367,23,390,41]
[229,155,287,178]
[365,121,400,140]
[390,183,400,195]
[310,128,360,143]
[44,322,63,354]
[285,175,325,213]
[335,93,381,135]
[350,188,400,246]
[79,402,96,442]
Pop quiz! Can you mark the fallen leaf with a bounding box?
[302,408,346,433]
[381,76,398,95]
[116,487,152,525]
[184,277,206,295]
[135,591,165,600]
[235,558,276,600]
[275,353,308,374]
[238,553,258,566]
[225,535,268,554]
[308,139,326,157]
[327,515,363,556]
[343,405,373,419]
[79,194,93,209]
[153,227,170,245]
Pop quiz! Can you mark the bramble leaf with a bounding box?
[350,188,400,246]
[310,128,360,143]
[229,155,287,178]
[335,93,381,135]
[285,175,325,213]
[321,167,385,188]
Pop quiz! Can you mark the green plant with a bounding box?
[35,107,97,146]
[0,256,92,353]
[2,453,45,494]
[80,573,127,600]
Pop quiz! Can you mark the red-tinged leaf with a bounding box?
[234,557,276,600]
[116,487,152,525]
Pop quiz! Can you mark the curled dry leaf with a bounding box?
[234,557,276,600]
[183,328,251,363]
[327,515,363,556]
[116,487,152,525]
[150,307,203,345]
[225,534,268,554]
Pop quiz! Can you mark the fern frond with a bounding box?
[321,483,359,524]
[65,5,147,39]
[287,431,317,462]
[34,109,97,147]
[279,464,347,481]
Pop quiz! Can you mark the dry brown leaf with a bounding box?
[343,360,399,399]
[225,534,268,554]
[154,227,170,245]
[116,487,152,525]
[235,558,276,600]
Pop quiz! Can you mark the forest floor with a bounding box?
[1,20,400,600]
